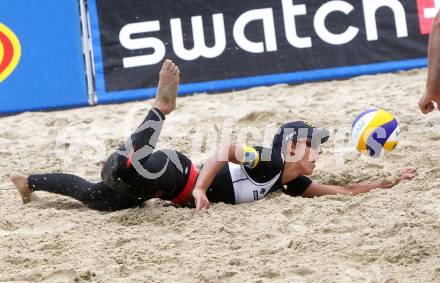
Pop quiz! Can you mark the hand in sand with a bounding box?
[192,188,211,210]
[397,166,418,182]
[381,167,417,189]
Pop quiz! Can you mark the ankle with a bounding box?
[152,100,172,115]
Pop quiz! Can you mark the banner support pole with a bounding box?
[78,0,96,105]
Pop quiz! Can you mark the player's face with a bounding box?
[289,140,322,175]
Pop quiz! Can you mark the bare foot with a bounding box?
[10,172,33,204]
[152,59,180,115]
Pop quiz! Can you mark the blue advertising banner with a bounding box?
[0,0,88,114]
[89,0,431,104]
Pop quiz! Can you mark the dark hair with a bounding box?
[272,121,329,154]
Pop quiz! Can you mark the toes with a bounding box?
[166,60,174,71]
[10,174,21,184]
[161,59,172,71]
[160,59,180,75]
[9,172,20,179]
[171,64,179,75]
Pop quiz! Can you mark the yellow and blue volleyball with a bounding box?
[351,108,400,157]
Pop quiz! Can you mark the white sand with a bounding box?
[1,69,440,282]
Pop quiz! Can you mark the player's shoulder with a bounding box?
[243,145,284,183]
[252,145,284,167]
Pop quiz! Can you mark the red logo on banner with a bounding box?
[417,0,440,34]
[0,23,21,83]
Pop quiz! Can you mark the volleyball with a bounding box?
[351,108,400,157]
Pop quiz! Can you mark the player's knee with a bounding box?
[101,153,124,184]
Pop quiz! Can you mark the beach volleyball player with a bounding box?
[419,10,440,114]
[10,60,417,211]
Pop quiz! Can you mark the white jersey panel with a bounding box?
[228,162,281,204]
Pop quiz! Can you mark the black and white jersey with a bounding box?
[206,146,313,204]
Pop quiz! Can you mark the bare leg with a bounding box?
[152,59,180,115]
[419,12,440,114]
[8,61,181,207]
[100,59,183,197]
[10,172,33,204]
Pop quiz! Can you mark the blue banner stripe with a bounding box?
[94,58,427,104]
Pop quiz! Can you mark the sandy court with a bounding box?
[1,69,440,282]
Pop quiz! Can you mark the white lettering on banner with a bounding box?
[282,0,312,48]
[314,1,359,45]
[119,21,165,68]
[363,0,408,41]
[119,0,410,68]
[233,8,277,53]
[424,0,440,19]
[170,13,226,60]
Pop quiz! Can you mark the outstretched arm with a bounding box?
[419,11,440,114]
[302,167,417,198]
[192,144,248,210]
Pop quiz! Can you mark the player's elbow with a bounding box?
[214,143,238,163]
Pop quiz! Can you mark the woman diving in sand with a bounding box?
[10,60,417,211]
